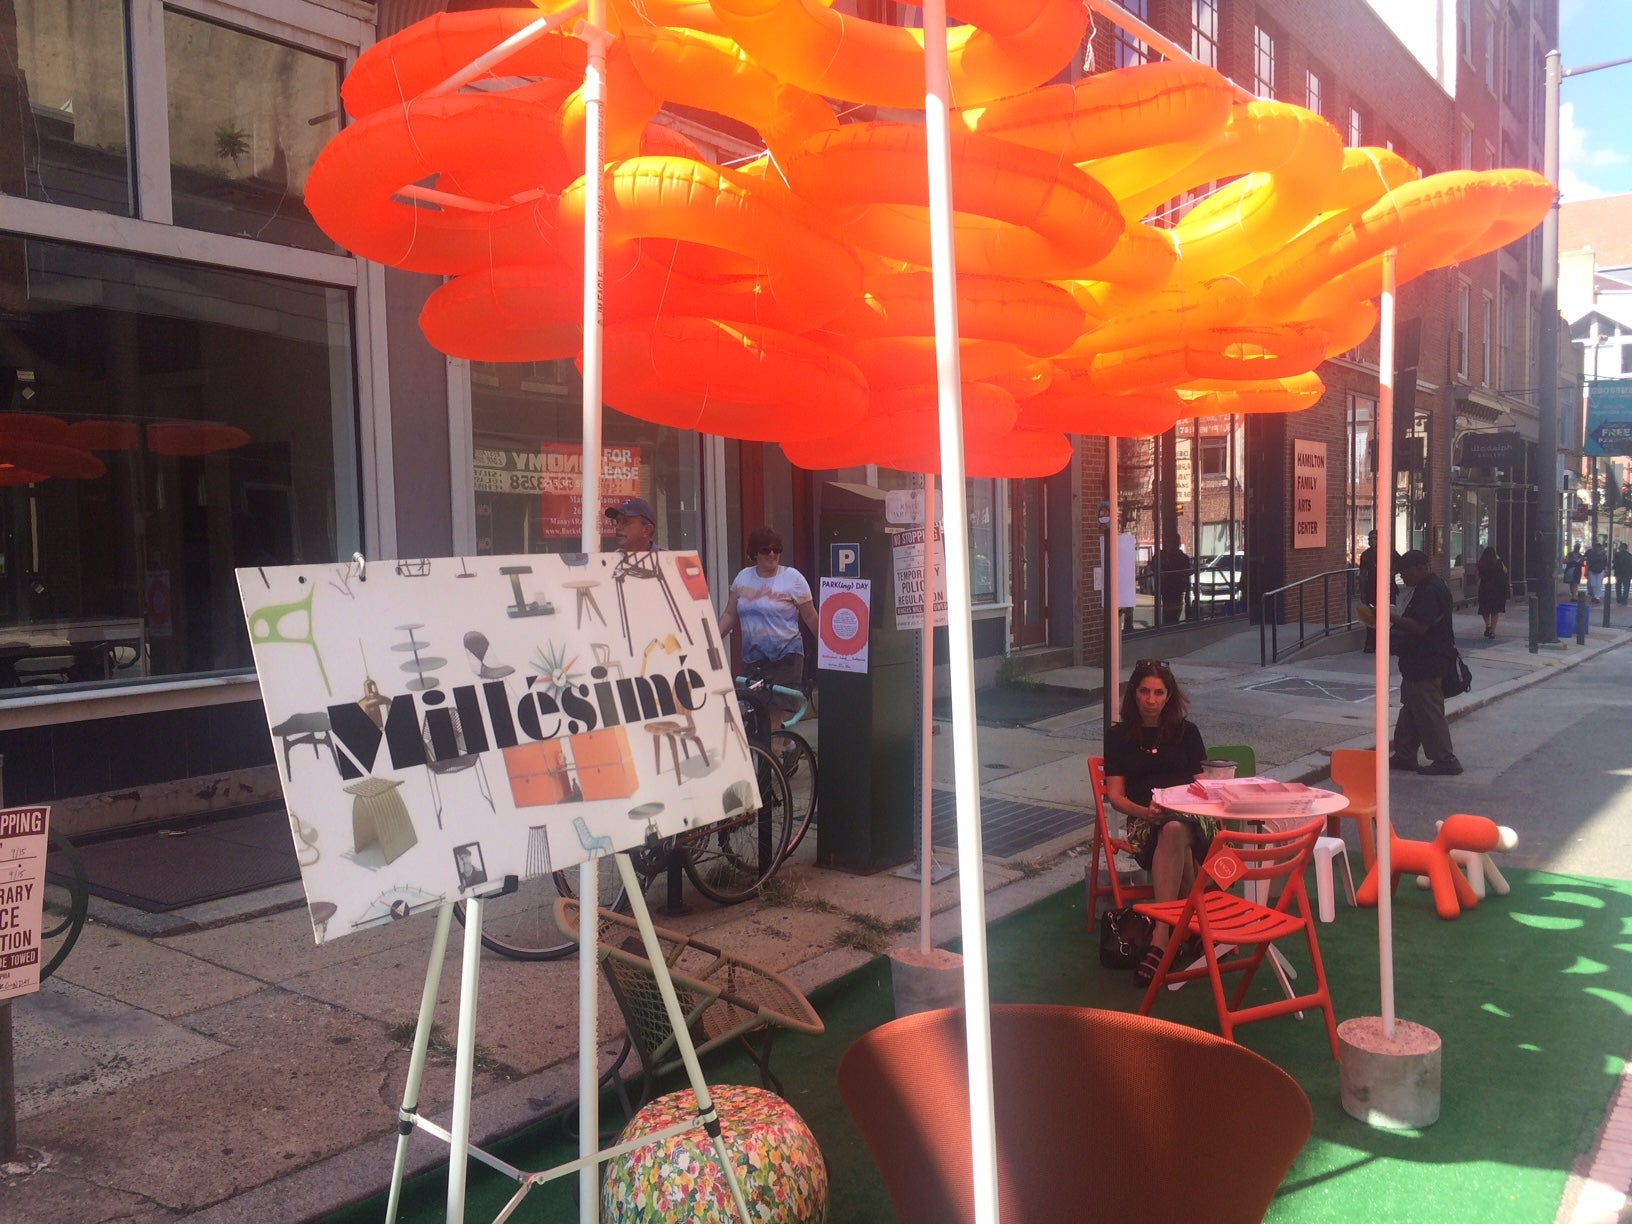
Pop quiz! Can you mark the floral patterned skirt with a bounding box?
[1126,811,1217,872]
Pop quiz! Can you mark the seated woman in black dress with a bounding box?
[1102,659,1214,984]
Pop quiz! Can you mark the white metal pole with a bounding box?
[446,894,485,1223]
[922,2,999,1219]
[577,3,610,1218]
[921,473,937,954]
[1375,249,1398,1038]
[1107,453,1121,717]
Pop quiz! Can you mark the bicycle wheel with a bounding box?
[454,855,628,961]
[682,743,793,905]
[41,829,90,981]
[770,729,818,858]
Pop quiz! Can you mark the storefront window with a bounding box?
[163,8,341,252]
[1,0,134,217]
[1121,416,1245,631]
[0,235,357,689]
[872,469,999,604]
[470,361,704,556]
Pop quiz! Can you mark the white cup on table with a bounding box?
[1200,760,1238,780]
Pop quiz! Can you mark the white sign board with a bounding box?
[238,552,756,944]
[1095,534,1137,609]
[1293,439,1328,549]
[0,805,49,1000]
[817,577,871,673]
[892,526,949,630]
[884,487,945,526]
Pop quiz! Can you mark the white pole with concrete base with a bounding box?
[1338,248,1442,1129]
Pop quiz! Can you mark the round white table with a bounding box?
[1151,784,1349,826]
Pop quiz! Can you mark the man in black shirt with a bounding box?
[1387,550,1461,776]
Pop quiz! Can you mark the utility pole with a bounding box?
[1539,49,1632,640]
[1536,49,1561,641]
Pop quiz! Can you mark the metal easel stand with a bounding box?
[383,853,751,1224]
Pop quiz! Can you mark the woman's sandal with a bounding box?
[1134,945,1165,987]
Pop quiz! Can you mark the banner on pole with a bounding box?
[239,553,754,944]
[892,526,948,630]
[1586,380,1632,457]
[817,577,871,673]
[0,805,49,1000]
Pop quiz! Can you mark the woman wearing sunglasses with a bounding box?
[718,526,818,732]
[1102,659,1213,984]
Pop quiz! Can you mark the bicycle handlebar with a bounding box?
[734,674,809,727]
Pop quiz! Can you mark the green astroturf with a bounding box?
[330,868,1632,1223]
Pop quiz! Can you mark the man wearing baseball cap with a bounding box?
[605,496,658,553]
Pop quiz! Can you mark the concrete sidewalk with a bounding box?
[5,610,1627,1222]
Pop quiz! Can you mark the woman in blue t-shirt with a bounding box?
[718,526,819,732]
[1102,659,1211,984]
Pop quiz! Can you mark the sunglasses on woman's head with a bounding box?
[1134,659,1169,669]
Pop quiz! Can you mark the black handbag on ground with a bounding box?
[1443,649,1473,697]
[1098,905,1155,970]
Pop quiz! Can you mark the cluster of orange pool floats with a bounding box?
[307,0,1553,477]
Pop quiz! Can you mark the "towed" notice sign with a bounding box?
[0,805,50,999]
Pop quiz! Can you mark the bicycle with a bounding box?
[454,737,797,960]
[736,671,818,859]
[41,827,90,981]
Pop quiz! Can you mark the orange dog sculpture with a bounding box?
[1356,814,1518,920]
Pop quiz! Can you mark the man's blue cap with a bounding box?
[605,497,656,524]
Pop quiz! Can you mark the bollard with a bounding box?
[1528,593,1539,654]
[1606,581,1614,628]
[1577,591,1590,645]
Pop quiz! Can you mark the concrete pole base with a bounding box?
[1338,1015,1442,1129]
[888,947,963,1018]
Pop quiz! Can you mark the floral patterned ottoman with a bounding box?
[602,1083,827,1222]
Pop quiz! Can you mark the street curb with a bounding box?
[1267,630,1632,785]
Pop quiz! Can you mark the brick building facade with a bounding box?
[1076,0,1555,667]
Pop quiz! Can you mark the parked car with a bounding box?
[1196,553,1246,605]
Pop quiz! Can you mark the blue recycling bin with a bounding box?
[1557,601,1578,638]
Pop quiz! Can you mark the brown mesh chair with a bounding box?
[556,899,823,1111]
[838,1004,1311,1224]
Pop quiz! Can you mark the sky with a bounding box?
[1558,0,1632,201]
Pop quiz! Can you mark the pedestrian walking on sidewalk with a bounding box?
[1358,528,1400,654]
[1614,542,1632,606]
[1388,550,1462,776]
[1564,545,1585,596]
[1586,540,1609,603]
[718,526,818,733]
[1476,546,1510,638]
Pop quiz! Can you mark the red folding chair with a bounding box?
[1085,756,1153,925]
[1135,816,1340,1059]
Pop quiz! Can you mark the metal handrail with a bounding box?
[1259,567,1362,665]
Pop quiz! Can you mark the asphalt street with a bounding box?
[1386,639,1632,880]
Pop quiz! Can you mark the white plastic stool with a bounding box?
[1313,835,1357,923]
[1414,820,1517,899]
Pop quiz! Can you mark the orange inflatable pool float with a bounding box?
[303,6,1555,470]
